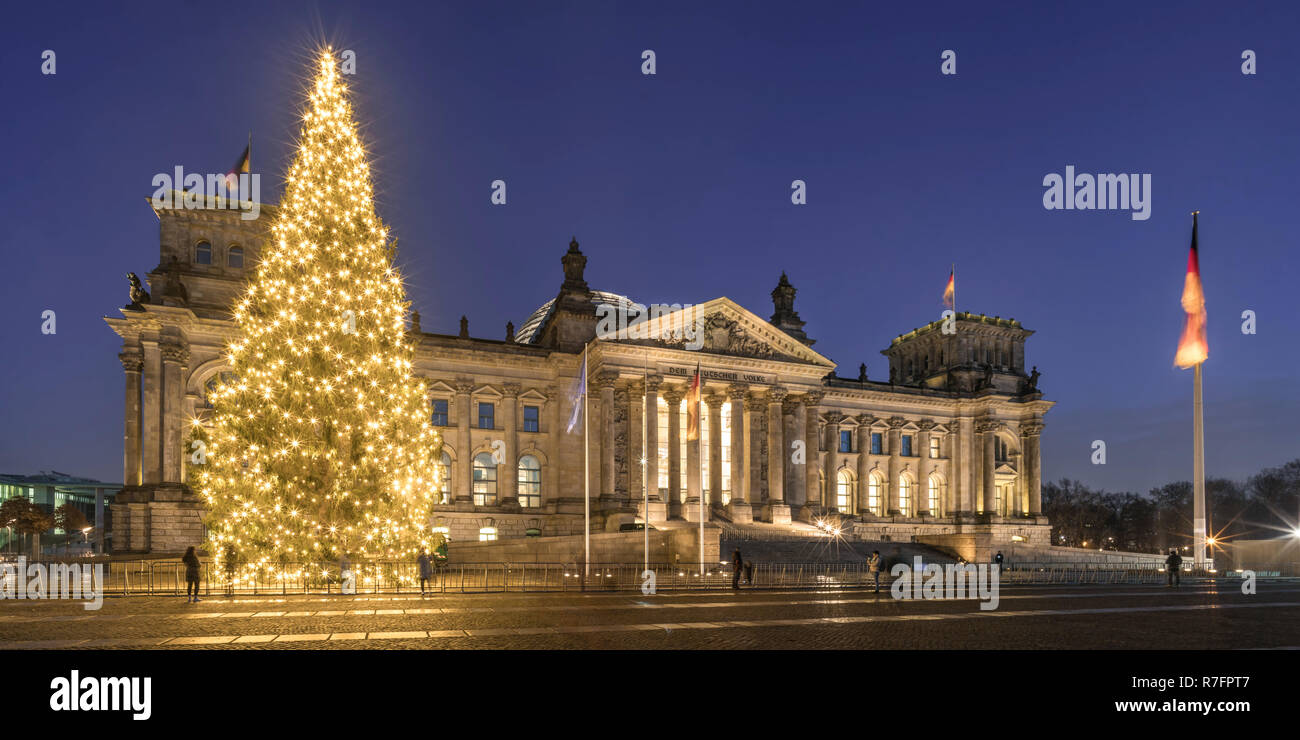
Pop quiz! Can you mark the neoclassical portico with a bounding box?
[106,198,1053,552]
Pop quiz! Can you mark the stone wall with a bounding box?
[445,525,720,565]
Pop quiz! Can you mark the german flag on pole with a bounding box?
[1174,211,1208,368]
[686,362,702,441]
[223,137,251,192]
[942,266,955,310]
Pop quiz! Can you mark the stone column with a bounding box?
[454,379,473,504]
[886,417,905,515]
[727,384,751,522]
[120,351,143,488]
[917,419,936,515]
[140,340,162,485]
[684,386,704,522]
[663,386,684,518]
[706,392,724,506]
[1023,420,1044,516]
[501,383,520,507]
[782,395,803,508]
[160,341,188,485]
[822,411,843,512]
[764,388,790,524]
[644,375,662,502]
[804,392,823,513]
[598,371,617,501]
[855,414,875,516]
[745,391,765,507]
[978,419,999,516]
[627,381,643,505]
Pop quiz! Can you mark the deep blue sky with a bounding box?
[2,1,1297,493]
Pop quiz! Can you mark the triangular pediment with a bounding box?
[613,297,834,367]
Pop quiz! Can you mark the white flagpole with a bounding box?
[643,351,649,574]
[1193,362,1208,568]
[583,343,590,578]
[698,375,705,577]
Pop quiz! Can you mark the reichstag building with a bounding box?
[106,197,1053,554]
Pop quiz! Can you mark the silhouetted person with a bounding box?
[1166,549,1183,587]
[182,546,202,603]
[994,551,1004,568]
[417,548,433,595]
[732,548,744,589]
[868,550,882,592]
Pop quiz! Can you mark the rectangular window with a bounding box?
[431,399,448,426]
[838,430,852,453]
[523,405,539,433]
[870,432,882,455]
[929,436,940,459]
[478,402,494,429]
[901,435,913,457]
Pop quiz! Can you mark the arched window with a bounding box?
[437,452,451,504]
[472,452,497,506]
[898,474,914,517]
[517,455,541,508]
[195,240,212,265]
[868,472,884,516]
[836,470,853,512]
[927,474,945,516]
[227,245,244,268]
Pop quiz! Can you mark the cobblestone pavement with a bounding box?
[2,582,1298,649]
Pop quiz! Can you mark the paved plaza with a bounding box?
[3,581,1299,650]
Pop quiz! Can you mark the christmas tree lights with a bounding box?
[198,48,441,579]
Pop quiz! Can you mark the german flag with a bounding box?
[1174,212,1208,368]
[686,363,701,441]
[942,267,955,309]
[223,139,250,192]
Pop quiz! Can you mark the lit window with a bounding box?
[517,455,541,508]
[523,405,539,433]
[472,452,497,506]
[431,399,448,426]
[839,430,851,453]
[870,433,882,455]
[868,473,883,515]
[929,436,941,459]
[996,437,1009,462]
[478,527,497,541]
[836,470,853,511]
[927,474,944,516]
[195,240,212,265]
[437,452,451,504]
[478,402,494,429]
[901,434,913,457]
[899,476,914,516]
[228,245,244,268]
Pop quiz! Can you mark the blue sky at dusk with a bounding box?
[1,1,1297,493]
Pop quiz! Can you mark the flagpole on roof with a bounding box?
[643,349,649,575]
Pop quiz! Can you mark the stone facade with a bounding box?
[105,199,1053,554]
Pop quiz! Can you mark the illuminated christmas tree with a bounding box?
[199,49,441,577]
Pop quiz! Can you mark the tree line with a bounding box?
[1043,458,1300,553]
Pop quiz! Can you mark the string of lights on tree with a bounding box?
[197,48,442,581]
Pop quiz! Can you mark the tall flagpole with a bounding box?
[582,342,590,578]
[1193,361,1207,568]
[643,350,649,574]
[698,370,705,577]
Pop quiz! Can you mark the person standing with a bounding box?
[994,551,1004,569]
[732,548,743,590]
[417,548,433,596]
[182,546,202,603]
[868,550,882,593]
[223,544,238,596]
[1165,549,1183,587]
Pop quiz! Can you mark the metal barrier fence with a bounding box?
[0,558,1244,597]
